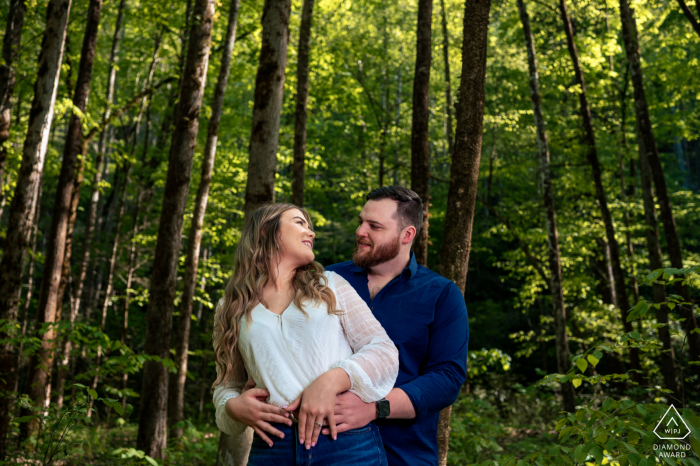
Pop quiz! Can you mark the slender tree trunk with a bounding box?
[168,0,241,439]
[393,64,402,186]
[73,0,128,319]
[618,0,700,369]
[0,0,27,206]
[436,0,491,463]
[24,0,103,435]
[88,165,130,418]
[243,0,292,219]
[439,0,453,157]
[675,0,700,37]
[136,0,215,457]
[0,0,72,447]
[291,0,315,208]
[517,0,575,413]
[410,0,432,267]
[558,0,641,383]
[638,140,681,400]
[216,430,254,466]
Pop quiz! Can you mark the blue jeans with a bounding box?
[247,422,388,466]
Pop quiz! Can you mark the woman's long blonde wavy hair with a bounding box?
[212,203,342,387]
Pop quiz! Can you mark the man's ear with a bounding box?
[402,226,416,245]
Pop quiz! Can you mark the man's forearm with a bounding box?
[385,387,416,419]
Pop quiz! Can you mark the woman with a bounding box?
[212,203,399,465]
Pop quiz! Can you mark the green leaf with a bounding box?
[11,415,37,423]
[113,403,124,416]
[646,270,663,281]
[145,456,159,466]
[628,430,640,445]
[574,445,587,464]
[630,332,641,340]
[572,378,582,388]
[587,354,600,367]
[88,388,98,399]
[576,358,588,373]
[618,455,629,466]
[73,383,86,389]
[590,444,604,464]
[593,350,603,360]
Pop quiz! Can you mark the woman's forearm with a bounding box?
[321,367,352,394]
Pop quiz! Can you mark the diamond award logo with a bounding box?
[653,405,690,440]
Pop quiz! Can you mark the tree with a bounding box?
[291,0,315,208]
[243,0,293,219]
[23,0,103,437]
[410,0,432,266]
[516,0,575,413]
[136,0,216,457]
[0,0,26,207]
[618,0,700,371]
[169,0,242,439]
[439,0,453,156]
[558,0,641,383]
[0,0,72,451]
[437,0,492,463]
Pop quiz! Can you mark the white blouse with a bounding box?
[212,271,399,437]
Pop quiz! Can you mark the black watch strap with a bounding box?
[376,398,390,419]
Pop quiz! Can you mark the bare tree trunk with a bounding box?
[136,0,216,457]
[23,0,103,435]
[439,0,453,157]
[216,430,254,466]
[168,0,241,439]
[291,0,315,208]
[558,0,641,383]
[87,165,130,418]
[436,0,491,463]
[1,0,72,447]
[517,0,575,413]
[72,0,128,319]
[675,0,700,37]
[0,0,27,208]
[243,0,292,219]
[410,0,432,267]
[618,0,700,370]
[638,140,681,400]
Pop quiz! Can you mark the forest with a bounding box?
[0,0,699,462]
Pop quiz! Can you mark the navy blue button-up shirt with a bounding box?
[326,252,469,466]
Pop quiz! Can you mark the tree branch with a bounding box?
[675,0,700,37]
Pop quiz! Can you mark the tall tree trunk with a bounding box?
[73,0,128,319]
[618,0,700,369]
[436,0,491,463]
[136,0,215,457]
[675,0,700,37]
[168,0,241,439]
[410,0,432,267]
[243,0,292,219]
[517,0,575,413]
[24,0,103,436]
[638,140,681,400]
[291,0,315,208]
[216,430,254,466]
[439,0,453,157]
[0,0,72,448]
[0,0,27,207]
[558,0,641,383]
[87,165,130,418]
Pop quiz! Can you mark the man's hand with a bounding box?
[320,391,375,436]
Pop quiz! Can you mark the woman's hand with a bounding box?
[284,368,351,449]
[225,387,292,447]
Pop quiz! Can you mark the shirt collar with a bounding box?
[349,251,418,280]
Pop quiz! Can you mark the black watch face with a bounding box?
[377,399,390,418]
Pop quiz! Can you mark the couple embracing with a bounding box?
[212,186,469,466]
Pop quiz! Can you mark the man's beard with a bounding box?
[352,235,401,269]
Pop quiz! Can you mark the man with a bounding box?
[324,186,469,466]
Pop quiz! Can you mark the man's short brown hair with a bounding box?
[366,186,423,237]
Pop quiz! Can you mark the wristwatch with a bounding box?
[376,398,390,419]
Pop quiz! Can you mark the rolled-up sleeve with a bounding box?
[329,274,400,403]
[397,282,468,418]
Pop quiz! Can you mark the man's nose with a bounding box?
[356,224,369,237]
